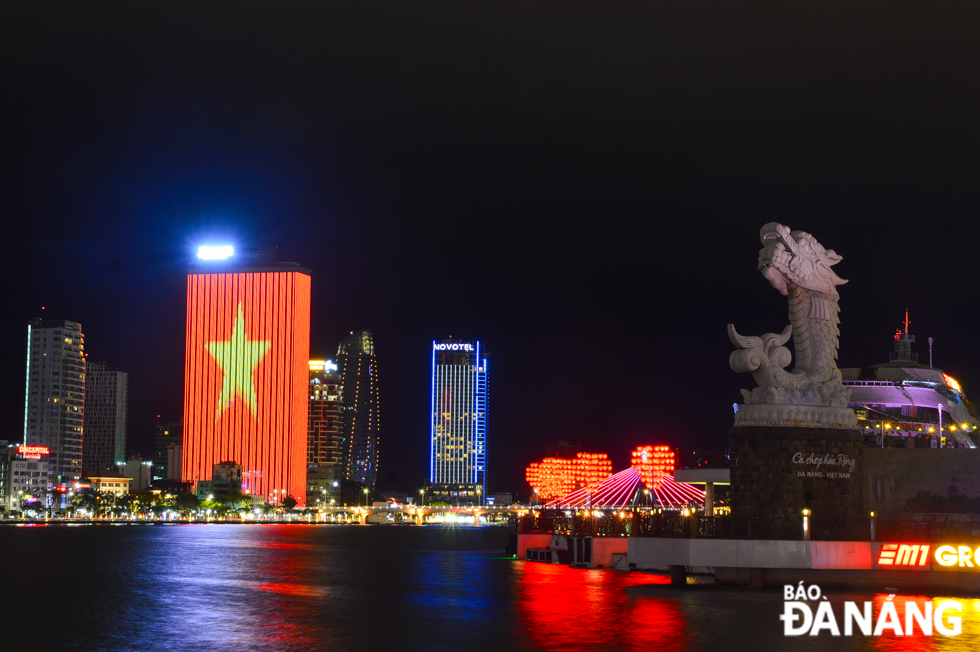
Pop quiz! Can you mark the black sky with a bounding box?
[2,2,979,496]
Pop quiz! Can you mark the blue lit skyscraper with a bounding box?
[428,340,487,505]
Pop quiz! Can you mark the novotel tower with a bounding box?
[428,340,488,505]
[182,246,311,505]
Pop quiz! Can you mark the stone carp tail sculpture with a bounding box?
[729,223,857,428]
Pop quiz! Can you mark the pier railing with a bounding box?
[877,518,980,543]
[518,510,980,542]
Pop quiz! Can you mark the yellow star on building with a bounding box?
[207,303,271,420]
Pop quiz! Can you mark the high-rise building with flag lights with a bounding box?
[337,330,380,488]
[182,249,311,505]
[24,319,85,490]
[428,340,488,505]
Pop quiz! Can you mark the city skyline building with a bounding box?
[337,330,381,488]
[84,471,131,497]
[23,319,85,490]
[82,362,128,476]
[428,340,488,505]
[0,441,9,511]
[153,421,182,480]
[118,458,152,492]
[165,443,183,481]
[181,257,311,505]
[5,445,50,512]
[307,359,345,505]
[196,460,243,501]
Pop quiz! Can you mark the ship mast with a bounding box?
[890,306,917,363]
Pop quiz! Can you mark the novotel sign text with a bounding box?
[18,445,50,459]
[433,343,474,352]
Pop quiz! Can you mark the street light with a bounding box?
[363,487,369,507]
[419,488,425,506]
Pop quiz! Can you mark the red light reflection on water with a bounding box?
[256,582,326,597]
[254,540,314,551]
[866,594,939,652]
[250,529,322,649]
[514,562,688,651]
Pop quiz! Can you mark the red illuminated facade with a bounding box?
[182,268,311,505]
[630,445,676,490]
[525,453,613,501]
[542,444,703,509]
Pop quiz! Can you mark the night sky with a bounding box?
[3,3,979,496]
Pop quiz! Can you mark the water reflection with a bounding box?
[160,526,344,651]
[514,562,686,651]
[4,525,980,651]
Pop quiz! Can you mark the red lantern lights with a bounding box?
[526,452,613,500]
[631,445,675,490]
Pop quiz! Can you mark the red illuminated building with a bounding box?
[526,452,613,501]
[542,444,704,509]
[630,445,675,490]
[182,259,311,505]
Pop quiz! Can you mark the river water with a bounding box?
[2,524,979,651]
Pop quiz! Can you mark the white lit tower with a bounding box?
[23,319,86,490]
[428,339,488,505]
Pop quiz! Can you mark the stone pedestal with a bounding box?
[729,425,864,520]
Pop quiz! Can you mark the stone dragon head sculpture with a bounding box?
[758,222,847,297]
[728,223,857,428]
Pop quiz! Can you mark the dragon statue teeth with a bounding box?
[728,223,857,429]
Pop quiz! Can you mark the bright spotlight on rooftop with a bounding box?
[197,245,234,260]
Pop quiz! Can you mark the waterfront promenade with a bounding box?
[518,510,980,592]
[0,503,529,526]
